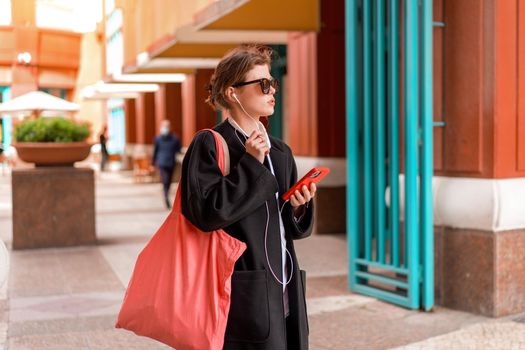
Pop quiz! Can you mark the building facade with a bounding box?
[1,0,523,318]
[101,0,525,317]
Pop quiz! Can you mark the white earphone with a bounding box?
[233,93,240,104]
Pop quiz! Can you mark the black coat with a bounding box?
[180,121,313,350]
[152,133,181,168]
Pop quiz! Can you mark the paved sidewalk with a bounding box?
[0,168,524,349]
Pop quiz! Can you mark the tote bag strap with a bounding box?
[200,129,230,176]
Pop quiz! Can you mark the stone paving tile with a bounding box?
[96,195,169,214]
[9,291,123,323]
[9,248,123,298]
[8,332,89,350]
[393,321,525,350]
[0,322,6,350]
[98,244,145,288]
[306,275,350,298]
[8,314,116,338]
[86,329,171,349]
[308,301,488,350]
[0,299,8,323]
[7,311,170,349]
[0,257,8,350]
[308,295,374,316]
[4,170,525,350]
[295,234,348,278]
[96,212,168,239]
[0,221,11,247]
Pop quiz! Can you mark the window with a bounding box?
[107,98,126,154]
[39,88,68,100]
[106,8,123,76]
[0,0,11,25]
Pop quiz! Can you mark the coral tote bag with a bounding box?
[116,129,246,350]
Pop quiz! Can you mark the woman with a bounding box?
[180,44,316,350]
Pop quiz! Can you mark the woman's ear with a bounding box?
[225,87,237,104]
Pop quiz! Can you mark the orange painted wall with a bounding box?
[433,0,525,178]
[0,25,81,97]
[0,27,15,65]
[492,0,525,177]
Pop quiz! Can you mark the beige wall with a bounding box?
[119,0,213,65]
[73,31,105,143]
[11,0,35,25]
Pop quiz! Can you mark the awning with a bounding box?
[81,82,162,100]
[122,36,237,74]
[122,0,319,75]
[193,0,320,32]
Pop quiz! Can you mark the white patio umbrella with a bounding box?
[0,91,79,117]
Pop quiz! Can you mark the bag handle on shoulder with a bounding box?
[200,129,230,176]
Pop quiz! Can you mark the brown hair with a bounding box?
[206,44,273,111]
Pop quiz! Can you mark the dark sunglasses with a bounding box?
[232,78,278,94]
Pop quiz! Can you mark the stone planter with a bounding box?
[13,142,92,166]
[12,167,96,249]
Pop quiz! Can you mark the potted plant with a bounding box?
[12,117,92,166]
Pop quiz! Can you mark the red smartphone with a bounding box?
[282,167,330,201]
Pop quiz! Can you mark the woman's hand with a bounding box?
[245,130,269,163]
[290,183,317,209]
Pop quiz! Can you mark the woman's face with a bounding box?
[233,64,276,117]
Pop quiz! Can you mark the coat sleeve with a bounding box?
[282,144,314,240]
[180,131,279,232]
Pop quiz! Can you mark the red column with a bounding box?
[135,92,156,144]
[181,69,217,147]
[155,83,183,138]
[287,32,318,157]
[124,98,137,144]
[316,0,345,157]
[195,69,217,131]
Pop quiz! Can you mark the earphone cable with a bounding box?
[232,125,293,286]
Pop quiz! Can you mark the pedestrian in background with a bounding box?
[152,119,181,209]
[99,125,109,171]
[180,44,315,350]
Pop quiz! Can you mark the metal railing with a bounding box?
[345,0,434,310]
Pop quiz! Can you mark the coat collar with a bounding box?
[215,120,288,195]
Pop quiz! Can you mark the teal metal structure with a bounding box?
[345,0,434,310]
[1,87,12,151]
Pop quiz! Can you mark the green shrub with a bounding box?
[14,117,91,143]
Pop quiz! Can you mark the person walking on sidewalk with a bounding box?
[152,119,181,209]
[180,44,316,350]
[99,125,109,171]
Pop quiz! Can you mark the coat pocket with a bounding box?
[300,269,309,334]
[225,269,270,343]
